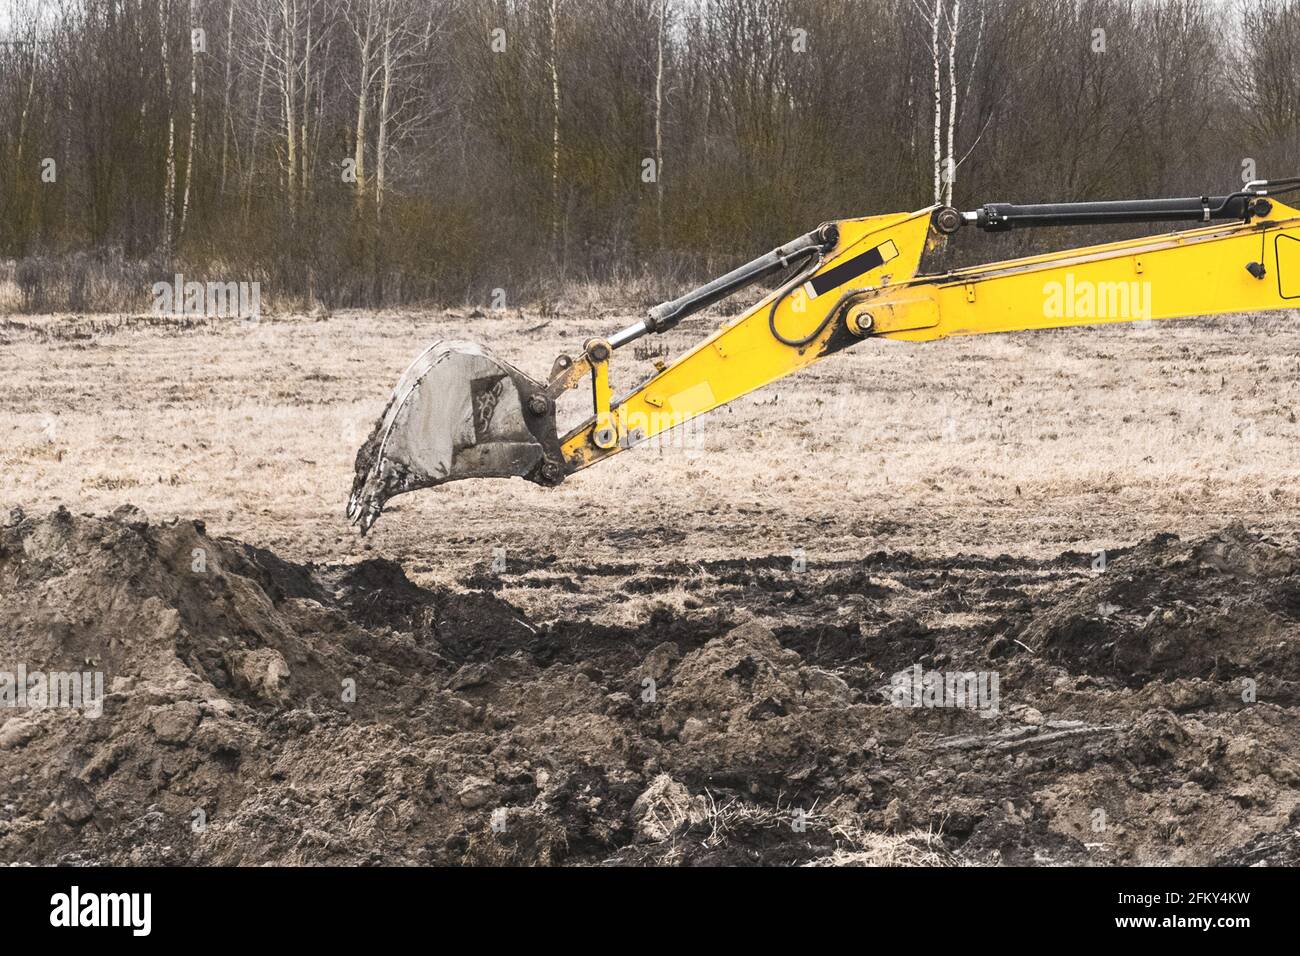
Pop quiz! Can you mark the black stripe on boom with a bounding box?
[807,241,895,298]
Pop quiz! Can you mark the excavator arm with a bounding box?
[349,178,1300,532]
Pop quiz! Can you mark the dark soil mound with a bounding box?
[3,508,1298,866]
[1019,526,1300,687]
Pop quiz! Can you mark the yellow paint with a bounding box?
[1279,234,1300,300]
[562,200,1300,474]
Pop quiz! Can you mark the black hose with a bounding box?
[767,255,835,347]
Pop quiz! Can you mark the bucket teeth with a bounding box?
[348,341,563,533]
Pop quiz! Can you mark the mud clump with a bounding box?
[0,505,538,864]
[2,507,1299,866]
[1020,526,1300,687]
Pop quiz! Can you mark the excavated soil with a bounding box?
[2,506,1299,866]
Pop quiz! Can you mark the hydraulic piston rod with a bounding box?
[607,224,836,349]
[966,195,1256,232]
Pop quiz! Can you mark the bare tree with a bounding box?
[0,0,1283,310]
[241,6,273,225]
[943,0,960,205]
[913,0,980,207]
[178,0,198,241]
[548,0,562,259]
[159,0,176,254]
[374,0,429,217]
[344,0,380,210]
[279,0,298,219]
[653,0,669,247]
[929,0,941,202]
[1230,0,1300,169]
[220,0,236,194]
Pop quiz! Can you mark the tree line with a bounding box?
[0,0,1297,312]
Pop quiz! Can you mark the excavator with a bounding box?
[348,177,1300,532]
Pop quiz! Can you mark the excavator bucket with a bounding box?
[347,341,563,533]
[349,179,1300,537]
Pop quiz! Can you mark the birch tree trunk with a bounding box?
[931,0,942,204]
[302,8,312,202]
[549,0,562,260]
[281,0,298,222]
[375,5,392,217]
[352,0,374,211]
[15,45,36,170]
[243,28,271,224]
[654,0,667,248]
[220,0,234,195]
[311,36,330,192]
[943,0,961,206]
[179,0,198,241]
[159,0,176,255]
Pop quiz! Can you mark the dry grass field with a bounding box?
[4,305,1300,621]
[6,305,1300,866]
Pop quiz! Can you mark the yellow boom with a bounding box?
[349,179,1300,531]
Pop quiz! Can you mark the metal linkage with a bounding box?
[961,178,1300,233]
[607,224,837,349]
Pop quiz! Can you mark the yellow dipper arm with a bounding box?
[557,188,1300,477]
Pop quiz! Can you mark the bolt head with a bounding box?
[527,395,548,415]
[935,207,963,234]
